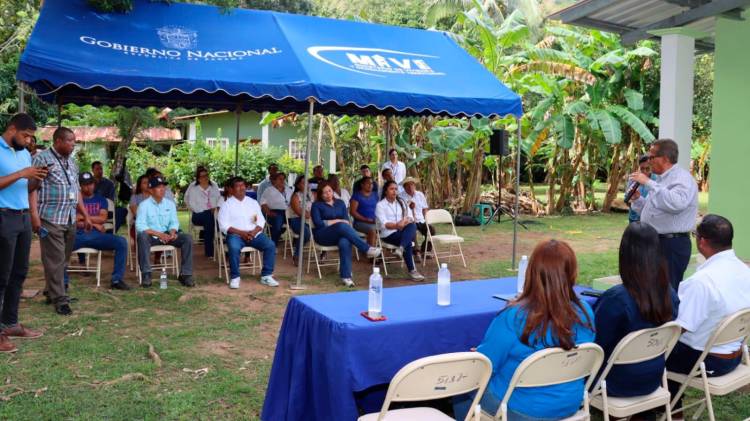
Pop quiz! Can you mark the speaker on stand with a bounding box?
[483,129,526,230]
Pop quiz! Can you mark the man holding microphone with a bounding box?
[629,139,698,290]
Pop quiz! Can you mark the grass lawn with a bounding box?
[1,211,746,420]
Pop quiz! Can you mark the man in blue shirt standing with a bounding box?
[0,114,48,352]
[135,176,194,288]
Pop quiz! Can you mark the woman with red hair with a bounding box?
[455,239,595,420]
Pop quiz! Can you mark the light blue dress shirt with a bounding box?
[135,196,179,233]
[0,136,31,210]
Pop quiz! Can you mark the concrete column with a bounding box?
[650,28,706,170]
[261,112,269,148]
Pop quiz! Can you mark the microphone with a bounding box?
[624,182,640,204]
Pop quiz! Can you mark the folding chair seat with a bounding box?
[217,230,261,283]
[424,209,466,269]
[358,352,492,421]
[68,248,103,287]
[372,234,414,276]
[481,343,604,421]
[664,308,750,421]
[589,322,682,421]
[134,229,179,284]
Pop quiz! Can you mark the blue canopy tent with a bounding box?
[17,0,524,286]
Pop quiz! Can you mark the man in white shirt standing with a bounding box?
[382,148,406,185]
[399,177,434,257]
[218,177,279,289]
[666,214,750,415]
[260,172,292,245]
[629,139,698,290]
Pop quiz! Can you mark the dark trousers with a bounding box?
[191,210,215,258]
[0,211,31,327]
[265,210,286,244]
[659,235,692,291]
[288,217,310,257]
[40,220,76,306]
[114,207,128,233]
[383,223,417,271]
[137,231,193,280]
[666,341,741,409]
[415,222,435,253]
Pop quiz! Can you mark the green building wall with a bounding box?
[197,111,333,170]
[709,14,750,259]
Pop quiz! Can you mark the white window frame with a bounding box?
[288,138,306,161]
[205,137,230,150]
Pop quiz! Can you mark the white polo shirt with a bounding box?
[399,190,429,223]
[217,196,266,234]
[382,160,406,185]
[260,185,292,210]
[376,197,407,238]
[676,249,750,353]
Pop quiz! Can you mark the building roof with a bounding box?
[548,0,750,52]
[37,126,182,143]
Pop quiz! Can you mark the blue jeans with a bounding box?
[313,222,370,279]
[265,210,286,244]
[454,389,564,421]
[226,232,275,278]
[383,223,417,271]
[191,210,215,258]
[288,217,310,257]
[65,229,128,285]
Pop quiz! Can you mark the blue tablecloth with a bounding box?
[261,277,598,421]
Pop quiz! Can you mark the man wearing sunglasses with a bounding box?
[629,139,698,290]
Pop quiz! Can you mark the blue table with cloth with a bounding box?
[261,277,599,421]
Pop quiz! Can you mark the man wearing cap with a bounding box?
[400,177,434,256]
[135,176,194,287]
[0,114,48,352]
[30,127,92,316]
[70,172,131,290]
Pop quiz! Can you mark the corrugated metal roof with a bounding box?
[548,0,750,52]
[37,126,182,143]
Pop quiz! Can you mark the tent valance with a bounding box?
[17,0,522,118]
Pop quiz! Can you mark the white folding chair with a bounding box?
[358,352,492,421]
[664,308,750,421]
[134,230,179,284]
[217,230,261,283]
[590,322,682,421]
[189,216,204,245]
[481,343,605,421]
[103,198,115,233]
[307,235,341,279]
[283,213,311,260]
[424,209,467,269]
[372,234,411,276]
[67,248,103,287]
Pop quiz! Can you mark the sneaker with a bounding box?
[111,281,132,291]
[178,275,195,287]
[409,270,425,281]
[366,247,382,258]
[1,324,43,339]
[260,275,279,287]
[341,278,355,287]
[229,277,241,289]
[393,246,404,259]
[141,274,152,288]
[55,304,73,316]
[0,335,17,353]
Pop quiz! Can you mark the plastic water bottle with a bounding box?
[437,263,451,306]
[516,255,528,294]
[160,268,168,290]
[368,267,383,318]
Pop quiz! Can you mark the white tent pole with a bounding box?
[234,106,241,175]
[291,98,316,290]
[17,82,25,113]
[512,117,522,270]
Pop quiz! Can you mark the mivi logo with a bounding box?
[307,46,444,77]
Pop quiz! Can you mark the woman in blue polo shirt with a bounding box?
[454,239,595,420]
[349,176,379,247]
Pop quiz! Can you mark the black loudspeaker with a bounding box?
[489,129,509,156]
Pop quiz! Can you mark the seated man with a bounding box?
[399,177,435,256]
[135,176,194,288]
[218,177,279,289]
[259,172,291,245]
[68,172,131,290]
[667,214,750,413]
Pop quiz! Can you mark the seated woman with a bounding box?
[184,166,220,258]
[311,182,381,287]
[375,181,424,281]
[286,175,312,265]
[594,222,678,398]
[454,239,595,421]
[349,176,379,246]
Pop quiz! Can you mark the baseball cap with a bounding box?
[148,175,168,188]
[79,171,95,185]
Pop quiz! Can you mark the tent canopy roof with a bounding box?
[18,0,523,118]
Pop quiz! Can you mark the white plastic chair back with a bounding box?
[608,322,682,366]
[506,344,604,391]
[709,308,750,347]
[377,352,491,421]
[425,209,454,225]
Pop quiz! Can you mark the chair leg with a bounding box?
[96,252,102,288]
[600,381,610,421]
[315,248,322,279]
[699,362,715,421]
[458,242,467,268]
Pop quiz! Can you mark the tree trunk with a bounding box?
[110,115,142,180]
[545,145,559,215]
[462,137,487,213]
[602,143,624,212]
